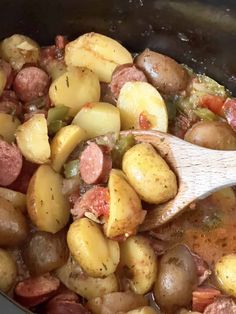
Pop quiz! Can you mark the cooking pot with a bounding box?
[0,0,236,312]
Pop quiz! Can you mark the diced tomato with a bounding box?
[200,94,225,116]
[139,111,152,130]
[223,98,236,131]
[192,286,221,312]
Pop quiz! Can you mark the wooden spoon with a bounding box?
[121,129,236,231]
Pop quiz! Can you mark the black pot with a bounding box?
[0,0,236,312]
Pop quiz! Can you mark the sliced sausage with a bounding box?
[192,287,221,312]
[13,66,50,102]
[0,59,14,89]
[0,139,23,186]
[14,273,60,307]
[109,63,147,99]
[79,142,112,185]
[223,98,236,131]
[46,299,90,314]
[135,49,190,95]
[204,297,236,314]
[71,186,110,220]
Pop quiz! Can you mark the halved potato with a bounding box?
[51,124,87,172]
[119,235,157,294]
[0,188,26,213]
[215,254,236,297]
[67,218,120,278]
[65,32,133,82]
[56,255,118,299]
[16,114,50,164]
[72,102,120,138]
[104,169,146,238]
[0,113,20,143]
[117,81,168,132]
[27,164,70,233]
[0,68,6,96]
[49,66,100,116]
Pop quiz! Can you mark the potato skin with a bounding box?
[119,235,157,294]
[154,244,198,313]
[185,121,236,150]
[135,49,189,95]
[67,218,120,278]
[215,254,236,297]
[56,255,118,299]
[0,196,28,247]
[22,229,69,276]
[0,248,17,292]
[122,143,177,204]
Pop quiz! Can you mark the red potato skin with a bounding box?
[79,142,112,185]
[203,297,236,314]
[14,274,60,308]
[0,139,23,186]
[13,66,50,102]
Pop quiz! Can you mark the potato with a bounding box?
[0,196,28,247]
[87,292,148,314]
[135,49,189,95]
[215,254,236,297]
[16,114,50,164]
[154,244,198,313]
[104,169,146,238]
[27,164,70,233]
[122,143,177,204]
[0,187,26,213]
[56,255,118,299]
[0,248,17,292]
[65,32,132,83]
[117,82,168,132]
[127,307,159,314]
[67,218,120,278]
[45,59,67,81]
[119,235,157,294]
[184,121,236,150]
[0,34,40,71]
[23,230,69,276]
[211,187,236,211]
[49,66,100,116]
[0,68,6,96]
[72,102,120,138]
[0,113,21,143]
[51,124,87,172]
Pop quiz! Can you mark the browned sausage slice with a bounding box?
[79,142,112,185]
[13,66,50,102]
[71,186,110,220]
[0,139,23,186]
[46,299,90,314]
[15,273,60,307]
[204,297,236,314]
[109,63,147,99]
[192,287,221,312]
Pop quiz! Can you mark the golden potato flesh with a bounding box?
[72,102,120,138]
[0,113,20,143]
[67,218,120,278]
[15,114,50,164]
[0,248,17,292]
[215,254,236,297]
[49,66,100,116]
[104,169,146,239]
[27,164,70,233]
[122,143,177,204]
[127,307,159,314]
[65,32,133,82]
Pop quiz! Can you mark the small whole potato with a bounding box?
[0,196,28,247]
[184,121,236,150]
[67,218,120,278]
[135,49,189,95]
[22,230,69,276]
[122,143,177,204]
[56,255,118,299]
[154,244,198,313]
[119,235,157,294]
[215,254,236,297]
[0,248,17,292]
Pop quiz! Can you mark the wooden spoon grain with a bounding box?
[121,130,236,231]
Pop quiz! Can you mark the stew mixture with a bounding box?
[0,32,235,314]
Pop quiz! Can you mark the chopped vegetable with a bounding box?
[64,159,80,179]
[193,108,218,121]
[48,120,66,135]
[202,211,222,231]
[47,105,69,124]
[111,134,136,168]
